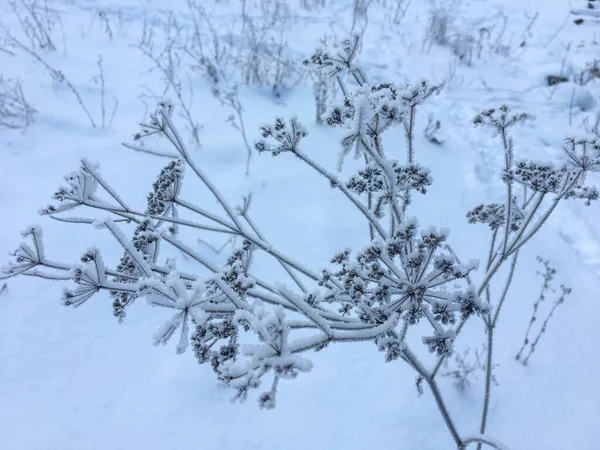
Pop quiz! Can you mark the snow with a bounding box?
[1,0,599,449]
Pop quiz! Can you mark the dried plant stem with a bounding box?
[522,286,569,365]
[135,19,200,145]
[402,347,463,448]
[97,55,106,128]
[9,36,96,127]
[476,252,518,450]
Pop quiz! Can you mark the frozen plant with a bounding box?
[424,0,455,47]
[582,110,600,137]
[423,2,478,66]
[424,6,538,67]
[183,2,252,173]
[520,284,571,365]
[573,59,600,86]
[7,0,63,52]
[236,0,305,95]
[309,35,339,125]
[0,75,37,129]
[442,344,497,392]
[385,0,412,27]
[464,108,598,450]
[136,12,200,145]
[6,34,97,127]
[88,10,114,41]
[350,0,376,46]
[515,257,571,365]
[89,54,119,129]
[3,35,600,450]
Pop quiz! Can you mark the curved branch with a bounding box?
[462,435,511,450]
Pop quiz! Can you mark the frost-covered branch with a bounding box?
[2,35,597,450]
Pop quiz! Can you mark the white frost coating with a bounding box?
[141,278,178,305]
[20,225,45,261]
[145,292,177,309]
[461,434,511,450]
[71,160,100,202]
[102,278,138,293]
[188,306,208,325]
[165,271,188,301]
[213,277,251,311]
[286,333,331,353]
[379,157,400,204]
[86,247,106,285]
[142,274,208,352]
[152,310,185,347]
[273,354,313,377]
[274,282,332,335]
[15,243,37,263]
[2,18,596,450]
[242,343,277,362]
[235,309,269,343]
[223,362,256,385]
[423,225,450,240]
[330,312,400,341]
[176,316,189,354]
[80,158,130,210]
[96,218,153,277]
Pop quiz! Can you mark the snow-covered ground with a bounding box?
[1,0,599,449]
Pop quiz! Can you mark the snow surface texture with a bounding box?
[1,0,599,449]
